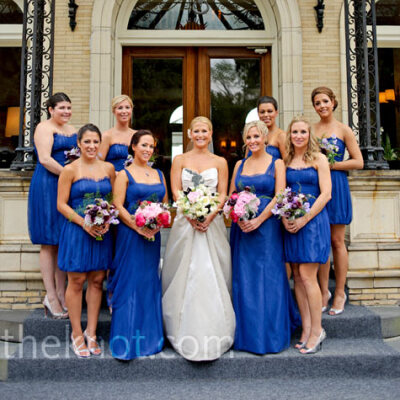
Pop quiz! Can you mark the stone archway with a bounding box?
[90,0,303,130]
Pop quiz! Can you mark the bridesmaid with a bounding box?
[57,123,115,357]
[28,92,76,319]
[283,117,331,354]
[229,120,300,354]
[311,87,363,315]
[98,95,137,172]
[257,96,286,159]
[109,130,167,360]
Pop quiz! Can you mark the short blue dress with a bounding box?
[284,167,330,264]
[58,177,113,272]
[109,168,165,360]
[28,133,77,245]
[231,159,300,354]
[105,144,128,172]
[248,145,281,159]
[326,137,352,225]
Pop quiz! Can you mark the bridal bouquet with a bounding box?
[176,184,219,222]
[223,186,260,223]
[64,146,80,164]
[318,134,341,165]
[272,187,311,220]
[84,198,120,240]
[134,201,171,241]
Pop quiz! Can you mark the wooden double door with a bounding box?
[122,46,271,180]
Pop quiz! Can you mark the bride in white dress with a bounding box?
[162,116,235,361]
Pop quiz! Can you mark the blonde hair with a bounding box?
[242,120,268,143]
[284,116,320,165]
[189,116,213,131]
[111,95,133,112]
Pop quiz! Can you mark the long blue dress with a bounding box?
[58,177,113,272]
[28,133,77,245]
[109,168,165,360]
[231,158,301,354]
[326,137,352,225]
[284,167,330,264]
[106,143,128,172]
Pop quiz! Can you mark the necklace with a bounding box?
[133,163,150,176]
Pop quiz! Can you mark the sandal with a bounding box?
[70,334,90,358]
[83,330,102,356]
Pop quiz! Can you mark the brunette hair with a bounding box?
[257,96,278,112]
[128,129,155,156]
[45,92,71,119]
[284,116,320,165]
[311,86,338,111]
[77,123,102,142]
[111,95,134,112]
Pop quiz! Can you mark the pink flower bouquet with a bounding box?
[223,186,261,223]
[133,201,171,241]
[84,198,120,240]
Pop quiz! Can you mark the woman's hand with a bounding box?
[83,223,109,239]
[284,216,308,234]
[187,212,215,233]
[130,218,159,239]
[238,216,263,233]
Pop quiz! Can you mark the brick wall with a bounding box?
[53,0,93,129]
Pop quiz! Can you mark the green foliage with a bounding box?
[383,135,400,161]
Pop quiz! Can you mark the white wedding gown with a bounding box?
[162,168,236,361]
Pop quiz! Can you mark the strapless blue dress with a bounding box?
[230,159,300,354]
[28,133,77,245]
[284,167,330,264]
[326,137,352,225]
[248,145,281,159]
[106,143,129,172]
[109,168,165,360]
[58,177,113,272]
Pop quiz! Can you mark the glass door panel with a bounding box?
[210,57,261,176]
[130,57,183,198]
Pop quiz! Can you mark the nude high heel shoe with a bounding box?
[43,295,68,319]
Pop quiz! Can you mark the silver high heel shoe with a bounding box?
[43,295,68,319]
[322,290,332,313]
[329,294,347,316]
[300,329,326,354]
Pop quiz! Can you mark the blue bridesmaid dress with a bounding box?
[109,168,165,360]
[231,158,301,354]
[28,133,77,245]
[326,137,352,225]
[248,145,281,159]
[284,167,330,264]
[58,177,113,272]
[105,144,129,172]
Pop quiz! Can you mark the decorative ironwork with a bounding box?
[314,0,325,33]
[68,0,78,31]
[344,0,388,169]
[11,0,55,171]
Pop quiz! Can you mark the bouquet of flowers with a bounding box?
[84,198,120,240]
[124,154,133,168]
[176,184,219,222]
[318,134,341,165]
[64,146,80,164]
[272,187,311,220]
[133,201,171,241]
[223,186,260,223]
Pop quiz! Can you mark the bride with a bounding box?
[162,116,235,361]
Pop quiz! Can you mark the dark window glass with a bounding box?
[376,0,400,26]
[128,0,264,30]
[0,0,23,24]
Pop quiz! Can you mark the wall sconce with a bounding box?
[68,0,78,31]
[314,0,325,33]
[5,107,20,137]
[379,88,400,107]
[220,140,227,148]
[230,140,237,148]
[385,89,395,102]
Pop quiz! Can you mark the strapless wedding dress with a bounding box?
[162,168,235,361]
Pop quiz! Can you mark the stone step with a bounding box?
[20,304,381,343]
[3,338,400,382]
